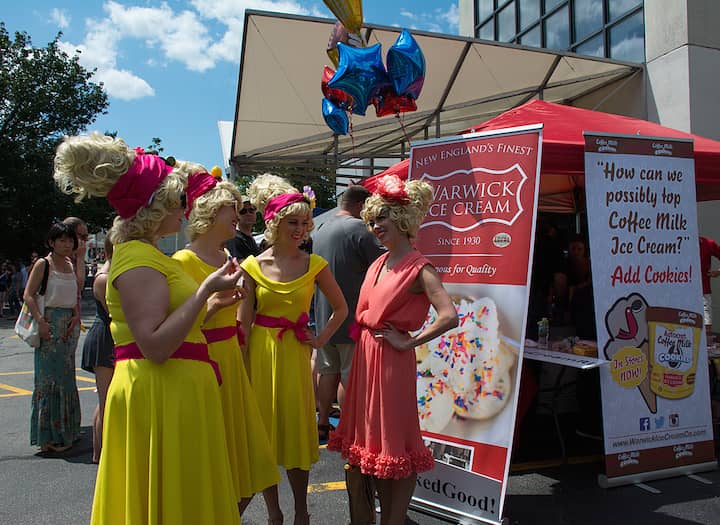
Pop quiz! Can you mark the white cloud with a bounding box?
[439,4,459,30]
[51,8,71,29]
[58,0,328,100]
[390,4,458,35]
[95,68,155,100]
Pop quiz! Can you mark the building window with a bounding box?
[574,0,603,42]
[544,0,565,13]
[520,24,542,48]
[575,32,605,58]
[519,0,541,30]
[472,0,644,63]
[498,1,517,42]
[479,19,495,40]
[610,9,645,62]
[544,5,569,50]
[609,0,643,22]
[478,0,495,23]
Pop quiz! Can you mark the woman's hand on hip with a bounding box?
[374,322,413,350]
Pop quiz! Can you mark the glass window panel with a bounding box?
[609,0,643,22]
[498,2,517,42]
[610,10,645,62]
[574,32,605,57]
[544,5,570,50]
[478,0,495,22]
[573,0,603,42]
[544,0,565,13]
[519,0,540,30]
[479,19,495,40]
[520,25,541,47]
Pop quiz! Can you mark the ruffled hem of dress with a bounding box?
[328,433,435,480]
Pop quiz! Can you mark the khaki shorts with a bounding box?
[317,342,355,382]
[704,294,713,326]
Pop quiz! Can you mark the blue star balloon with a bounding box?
[328,42,388,116]
[322,97,349,135]
[386,29,425,100]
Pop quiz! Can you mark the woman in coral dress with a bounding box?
[240,174,348,525]
[328,175,458,525]
[173,169,280,514]
[53,134,243,525]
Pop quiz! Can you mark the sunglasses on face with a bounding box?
[238,206,256,215]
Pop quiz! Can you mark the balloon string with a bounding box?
[396,112,411,148]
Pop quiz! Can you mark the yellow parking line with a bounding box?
[0,383,32,395]
[0,371,33,376]
[308,481,345,493]
[76,375,96,384]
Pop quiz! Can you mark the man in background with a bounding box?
[313,185,385,442]
[227,196,259,260]
[699,236,720,339]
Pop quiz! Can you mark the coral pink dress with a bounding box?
[328,250,435,479]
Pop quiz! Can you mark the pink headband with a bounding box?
[107,148,174,219]
[185,171,218,218]
[264,193,306,222]
[374,174,410,205]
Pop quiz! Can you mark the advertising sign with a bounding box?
[584,133,715,486]
[409,126,542,524]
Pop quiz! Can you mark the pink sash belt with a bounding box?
[255,312,310,342]
[115,341,222,385]
[348,321,363,342]
[202,324,246,347]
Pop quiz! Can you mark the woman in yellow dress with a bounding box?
[239,174,348,525]
[53,133,243,525]
[172,169,281,514]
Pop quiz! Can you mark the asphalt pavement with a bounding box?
[1,299,720,524]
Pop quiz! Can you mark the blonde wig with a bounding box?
[247,173,314,244]
[53,132,186,244]
[361,180,434,239]
[185,181,243,242]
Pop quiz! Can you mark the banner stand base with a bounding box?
[597,461,717,489]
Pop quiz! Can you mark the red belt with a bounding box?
[202,324,246,347]
[115,341,222,385]
[254,312,310,342]
[348,321,363,342]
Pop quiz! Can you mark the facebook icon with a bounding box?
[639,417,650,431]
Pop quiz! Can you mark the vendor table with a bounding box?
[523,346,607,461]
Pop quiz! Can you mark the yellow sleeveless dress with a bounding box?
[241,254,327,470]
[173,249,281,498]
[91,241,240,525]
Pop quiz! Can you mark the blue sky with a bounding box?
[3,1,459,174]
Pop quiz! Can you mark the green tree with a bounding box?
[145,137,164,155]
[0,23,109,260]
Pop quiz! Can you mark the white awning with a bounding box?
[231,10,643,179]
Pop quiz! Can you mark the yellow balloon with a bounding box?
[323,0,363,34]
[210,166,223,179]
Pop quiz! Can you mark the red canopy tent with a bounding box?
[362,100,720,212]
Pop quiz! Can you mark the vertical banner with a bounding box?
[584,133,715,486]
[409,126,542,524]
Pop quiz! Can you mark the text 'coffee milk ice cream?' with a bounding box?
[647,307,702,400]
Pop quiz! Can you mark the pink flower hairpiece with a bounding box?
[374,174,409,204]
[302,186,316,209]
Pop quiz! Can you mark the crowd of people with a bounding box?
[29,131,459,525]
[12,130,720,523]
